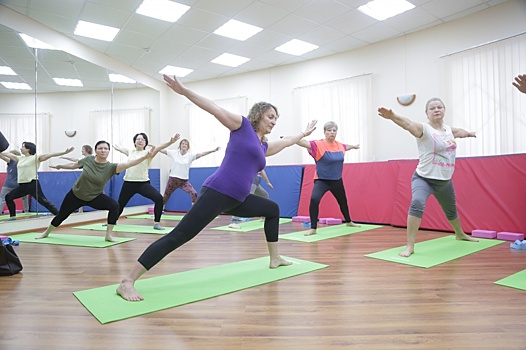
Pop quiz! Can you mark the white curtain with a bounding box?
[89,108,151,162]
[188,96,247,167]
[293,74,373,164]
[442,33,526,157]
[0,112,50,171]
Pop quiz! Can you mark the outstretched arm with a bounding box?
[345,144,360,151]
[116,147,156,173]
[196,146,220,159]
[0,152,15,162]
[451,127,476,139]
[163,75,242,131]
[50,162,80,170]
[60,156,79,162]
[149,134,180,158]
[512,74,526,94]
[266,120,317,157]
[113,144,129,157]
[39,147,74,162]
[377,107,423,138]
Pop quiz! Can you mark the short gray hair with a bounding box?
[425,97,445,113]
[323,121,338,131]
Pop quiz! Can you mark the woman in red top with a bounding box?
[297,121,360,236]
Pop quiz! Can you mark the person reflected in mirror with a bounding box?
[60,144,93,162]
[37,141,156,242]
[114,133,180,230]
[0,150,29,215]
[3,142,73,220]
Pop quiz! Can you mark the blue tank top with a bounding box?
[203,117,267,201]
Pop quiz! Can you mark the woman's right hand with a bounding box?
[163,75,185,95]
[377,107,395,119]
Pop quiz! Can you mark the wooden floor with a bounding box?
[1,214,525,350]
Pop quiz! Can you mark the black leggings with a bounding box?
[309,179,352,229]
[138,186,280,270]
[117,181,163,222]
[51,190,119,227]
[5,180,58,217]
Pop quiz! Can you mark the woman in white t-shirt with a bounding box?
[160,139,219,207]
[114,133,179,230]
[378,97,478,257]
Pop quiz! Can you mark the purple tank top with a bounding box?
[203,117,267,201]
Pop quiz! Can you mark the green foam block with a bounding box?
[74,256,328,324]
[365,236,504,268]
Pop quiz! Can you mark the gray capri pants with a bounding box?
[408,172,458,220]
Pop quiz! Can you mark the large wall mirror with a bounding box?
[0,23,161,230]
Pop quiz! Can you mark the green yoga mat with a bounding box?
[211,218,292,232]
[126,214,184,221]
[365,236,504,268]
[73,223,174,234]
[0,212,38,220]
[279,223,383,242]
[74,256,328,324]
[13,232,135,248]
[494,269,526,291]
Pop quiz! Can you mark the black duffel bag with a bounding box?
[0,243,23,276]
[0,132,9,153]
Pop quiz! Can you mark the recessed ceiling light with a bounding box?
[213,20,263,41]
[19,33,57,50]
[1,82,31,90]
[74,21,120,42]
[358,0,415,21]
[53,78,83,87]
[211,53,250,67]
[275,39,318,56]
[0,66,17,75]
[136,0,190,23]
[109,73,136,83]
[159,66,193,77]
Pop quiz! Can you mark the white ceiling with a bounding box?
[0,0,510,93]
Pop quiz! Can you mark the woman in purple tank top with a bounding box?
[117,75,317,301]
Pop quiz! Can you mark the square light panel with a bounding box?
[74,21,120,42]
[109,73,136,83]
[136,0,190,22]
[358,0,415,21]
[275,39,318,56]
[159,66,193,77]
[211,53,250,67]
[1,82,31,90]
[19,33,57,50]
[53,78,83,87]
[0,66,16,75]
[213,20,263,41]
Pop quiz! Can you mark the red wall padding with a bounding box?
[298,153,526,233]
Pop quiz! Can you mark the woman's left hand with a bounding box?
[303,120,318,137]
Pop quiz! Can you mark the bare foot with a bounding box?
[105,235,118,242]
[346,221,361,228]
[456,233,479,242]
[269,256,293,269]
[35,232,49,239]
[116,280,144,301]
[399,246,414,257]
[304,229,317,236]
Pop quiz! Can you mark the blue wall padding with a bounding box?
[31,169,160,212]
[164,165,304,218]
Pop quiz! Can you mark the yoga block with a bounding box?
[147,206,154,214]
[325,218,342,225]
[0,235,7,240]
[319,218,329,224]
[471,229,497,239]
[497,232,525,241]
[292,216,310,223]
